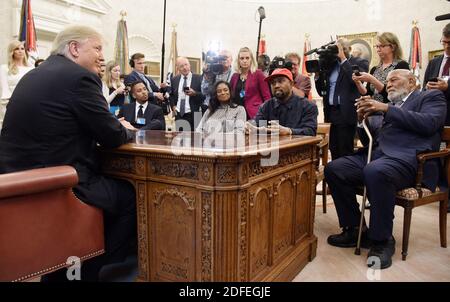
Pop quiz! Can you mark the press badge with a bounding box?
[239,90,245,98]
[136,118,146,125]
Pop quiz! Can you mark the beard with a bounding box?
[387,87,409,105]
[274,89,287,99]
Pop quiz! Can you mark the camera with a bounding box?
[305,41,339,74]
[352,65,361,76]
[204,51,228,76]
[268,56,293,75]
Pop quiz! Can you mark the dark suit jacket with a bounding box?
[0,55,134,212]
[316,56,369,125]
[169,73,205,113]
[360,89,446,190]
[117,102,165,130]
[423,55,450,125]
[124,70,161,102]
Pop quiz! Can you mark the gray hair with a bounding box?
[51,25,102,57]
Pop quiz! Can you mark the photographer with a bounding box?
[201,50,233,106]
[285,52,311,98]
[315,38,369,160]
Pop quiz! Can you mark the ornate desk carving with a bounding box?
[101,131,320,281]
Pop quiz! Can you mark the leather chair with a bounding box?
[0,166,104,282]
[315,123,331,213]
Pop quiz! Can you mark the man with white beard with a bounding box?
[324,69,446,270]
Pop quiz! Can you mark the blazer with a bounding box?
[169,73,205,113]
[230,69,272,119]
[316,56,369,125]
[423,55,450,125]
[360,89,446,190]
[118,102,165,130]
[0,55,133,212]
[124,70,161,102]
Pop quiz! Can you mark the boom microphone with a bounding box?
[436,13,450,21]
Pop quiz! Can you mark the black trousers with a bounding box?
[42,178,136,282]
[324,148,416,241]
[328,107,356,160]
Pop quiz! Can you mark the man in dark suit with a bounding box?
[316,38,369,160]
[325,69,446,269]
[170,57,205,131]
[118,81,165,130]
[0,25,137,281]
[125,53,169,114]
[424,23,450,125]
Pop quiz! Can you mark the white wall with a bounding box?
[0,0,448,75]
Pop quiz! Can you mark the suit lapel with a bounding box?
[432,56,444,77]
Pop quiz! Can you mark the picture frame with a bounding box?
[187,57,201,74]
[428,49,444,61]
[336,32,378,68]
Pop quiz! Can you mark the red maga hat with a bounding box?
[264,68,294,83]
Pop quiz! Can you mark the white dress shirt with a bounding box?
[135,101,149,121]
[176,72,192,114]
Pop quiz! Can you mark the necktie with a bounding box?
[442,57,450,76]
[180,76,188,116]
[138,73,153,93]
[137,105,144,119]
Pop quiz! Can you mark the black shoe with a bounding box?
[327,227,371,248]
[367,237,396,269]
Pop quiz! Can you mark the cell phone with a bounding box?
[183,86,190,92]
[428,77,438,83]
[352,65,361,76]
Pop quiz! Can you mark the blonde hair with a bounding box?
[7,40,29,75]
[51,25,102,58]
[235,47,257,73]
[376,32,404,60]
[104,61,122,88]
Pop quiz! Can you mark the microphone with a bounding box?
[436,13,450,21]
[258,6,266,20]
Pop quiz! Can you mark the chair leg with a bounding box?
[322,181,327,214]
[402,205,413,261]
[439,199,448,248]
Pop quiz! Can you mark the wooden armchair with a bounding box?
[315,123,331,213]
[0,166,104,282]
[394,127,450,260]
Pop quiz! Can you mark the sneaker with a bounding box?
[327,227,371,248]
[367,236,396,269]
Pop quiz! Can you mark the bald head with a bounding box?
[337,38,351,58]
[176,57,191,76]
[386,69,416,104]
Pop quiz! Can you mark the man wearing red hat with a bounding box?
[249,68,318,136]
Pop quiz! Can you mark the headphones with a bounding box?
[129,55,135,68]
[129,53,143,68]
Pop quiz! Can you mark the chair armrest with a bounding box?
[0,166,78,199]
[415,149,450,196]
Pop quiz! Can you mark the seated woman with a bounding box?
[196,81,246,134]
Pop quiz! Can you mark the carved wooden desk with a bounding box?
[100,131,321,282]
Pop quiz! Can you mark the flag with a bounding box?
[166,25,179,77]
[408,22,422,83]
[114,12,131,76]
[258,35,266,56]
[302,35,312,100]
[18,0,38,63]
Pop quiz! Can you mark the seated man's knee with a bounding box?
[363,162,386,184]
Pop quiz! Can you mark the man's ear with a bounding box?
[68,41,79,59]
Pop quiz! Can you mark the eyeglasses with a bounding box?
[440,39,450,46]
[374,44,390,49]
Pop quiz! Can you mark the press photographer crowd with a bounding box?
[0,1,449,283]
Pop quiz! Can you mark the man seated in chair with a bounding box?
[324,69,446,269]
[118,81,166,130]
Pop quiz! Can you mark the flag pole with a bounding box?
[161,0,167,82]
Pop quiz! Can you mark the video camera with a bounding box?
[268,56,293,75]
[305,41,339,74]
[204,51,228,76]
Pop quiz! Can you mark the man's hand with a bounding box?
[267,121,292,136]
[355,96,389,121]
[426,78,449,92]
[154,92,165,101]
[119,117,137,131]
[337,43,347,62]
[160,82,168,89]
[185,88,197,97]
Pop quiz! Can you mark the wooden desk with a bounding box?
[100,131,321,281]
